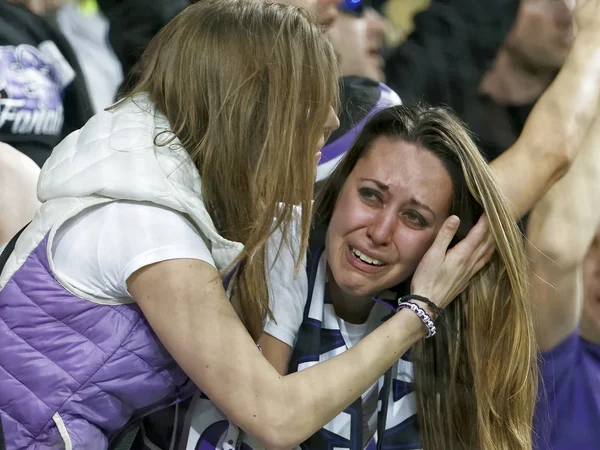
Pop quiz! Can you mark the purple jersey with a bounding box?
[533,333,600,450]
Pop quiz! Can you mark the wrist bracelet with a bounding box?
[397,301,437,338]
[398,294,444,319]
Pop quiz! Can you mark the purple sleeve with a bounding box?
[533,333,581,448]
[539,332,580,388]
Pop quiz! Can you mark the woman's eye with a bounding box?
[358,187,382,203]
[406,211,427,227]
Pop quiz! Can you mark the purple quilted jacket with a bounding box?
[0,234,197,449]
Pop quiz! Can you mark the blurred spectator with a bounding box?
[0,141,40,244]
[97,0,188,84]
[55,0,123,112]
[328,1,387,82]
[313,1,403,180]
[0,0,93,167]
[384,0,520,117]
[383,0,574,163]
[469,0,574,161]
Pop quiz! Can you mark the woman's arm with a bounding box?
[527,116,600,351]
[490,2,600,220]
[257,334,292,376]
[128,215,490,450]
[130,259,425,450]
[0,143,40,243]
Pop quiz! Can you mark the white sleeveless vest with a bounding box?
[1,95,244,292]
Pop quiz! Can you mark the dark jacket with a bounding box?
[385,0,519,108]
[384,0,522,160]
[97,0,189,84]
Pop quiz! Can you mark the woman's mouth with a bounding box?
[350,246,384,266]
[368,48,384,64]
[345,245,388,274]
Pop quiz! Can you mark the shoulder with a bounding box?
[90,201,213,258]
[0,143,40,173]
[0,143,40,193]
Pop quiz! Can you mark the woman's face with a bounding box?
[326,136,453,297]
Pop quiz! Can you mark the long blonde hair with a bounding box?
[118,0,339,339]
[315,105,537,450]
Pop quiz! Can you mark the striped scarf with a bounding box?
[288,248,422,450]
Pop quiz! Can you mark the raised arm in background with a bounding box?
[527,113,600,350]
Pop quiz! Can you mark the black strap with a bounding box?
[0,414,6,450]
[376,368,393,450]
[0,222,30,275]
[108,419,142,450]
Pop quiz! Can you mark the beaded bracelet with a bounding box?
[398,294,444,319]
[397,301,437,338]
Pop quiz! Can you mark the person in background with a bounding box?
[324,0,599,222]
[96,0,188,84]
[469,0,574,161]
[0,0,93,167]
[55,0,124,112]
[328,0,387,82]
[319,1,401,180]
[527,114,600,450]
[384,0,520,118]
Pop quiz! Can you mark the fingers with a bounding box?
[460,215,496,274]
[471,220,495,263]
[448,214,490,260]
[411,214,497,308]
[429,215,460,257]
[471,214,490,241]
[473,244,496,274]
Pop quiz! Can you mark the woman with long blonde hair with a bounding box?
[0,1,490,449]
[250,104,535,450]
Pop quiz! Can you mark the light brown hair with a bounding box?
[316,105,537,450]
[118,0,339,339]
